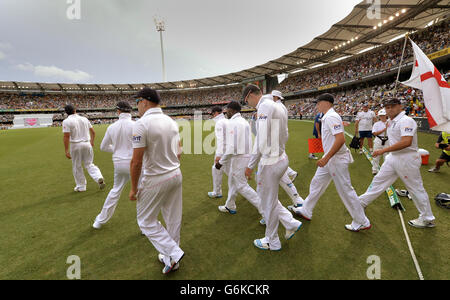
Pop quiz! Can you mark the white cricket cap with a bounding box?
[378,109,387,116]
[271,90,284,100]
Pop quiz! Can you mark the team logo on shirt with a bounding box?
[258,114,267,120]
[132,134,141,142]
[333,124,341,130]
[404,127,413,133]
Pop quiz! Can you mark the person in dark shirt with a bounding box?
[309,112,323,160]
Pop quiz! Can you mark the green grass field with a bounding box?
[0,120,448,280]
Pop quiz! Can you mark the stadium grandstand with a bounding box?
[0,0,449,130]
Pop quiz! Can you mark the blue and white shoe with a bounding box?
[253,238,281,251]
[285,222,302,240]
[218,206,236,215]
[162,254,184,274]
[208,192,223,199]
[158,254,179,271]
[259,218,266,225]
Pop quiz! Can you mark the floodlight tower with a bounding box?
[154,17,167,82]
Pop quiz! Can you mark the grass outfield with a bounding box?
[0,120,448,280]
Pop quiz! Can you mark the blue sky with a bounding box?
[0,0,361,84]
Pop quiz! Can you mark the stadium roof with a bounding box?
[1,0,449,93]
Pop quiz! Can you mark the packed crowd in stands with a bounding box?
[280,20,449,94]
[288,81,430,118]
[0,86,242,111]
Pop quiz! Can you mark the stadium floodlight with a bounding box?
[154,16,167,82]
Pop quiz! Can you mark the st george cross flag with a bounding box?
[402,39,450,132]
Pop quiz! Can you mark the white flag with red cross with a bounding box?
[401,39,450,132]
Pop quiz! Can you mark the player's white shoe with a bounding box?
[98,178,106,190]
[308,154,318,160]
[285,222,302,240]
[293,198,304,208]
[344,223,372,232]
[74,186,86,192]
[218,206,236,215]
[161,254,183,274]
[92,221,102,229]
[253,238,281,251]
[289,206,312,221]
[408,218,436,229]
[208,192,223,199]
[158,254,179,271]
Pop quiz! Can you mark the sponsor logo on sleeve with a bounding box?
[258,114,268,120]
[333,124,342,130]
[404,127,413,133]
[132,134,142,142]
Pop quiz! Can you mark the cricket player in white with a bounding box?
[359,98,436,229]
[93,101,135,229]
[292,94,371,232]
[371,109,388,175]
[129,88,184,274]
[271,90,303,208]
[215,101,263,217]
[62,104,105,192]
[244,85,302,251]
[355,104,377,154]
[208,106,228,199]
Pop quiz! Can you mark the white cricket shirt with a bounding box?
[100,113,135,163]
[248,95,288,169]
[387,111,418,155]
[213,113,227,157]
[219,113,253,165]
[356,110,376,131]
[132,108,181,176]
[62,114,92,143]
[372,121,387,137]
[321,108,352,162]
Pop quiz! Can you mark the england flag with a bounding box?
[402,39,450,132]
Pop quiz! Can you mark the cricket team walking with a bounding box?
[62,85,436,275]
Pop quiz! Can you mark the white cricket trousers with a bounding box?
[372,138,387,172]
[95,161,130,225]
[360,152,435,222]
[70,142,103,190]
[224,155,263,216]
[301,158,370,229]
[257,155,301,250]
[137,168,184,267]
[280,171,302,205]
[211,162,225,195]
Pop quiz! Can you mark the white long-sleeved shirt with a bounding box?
[219,113,252,165]
[248,95,288,169]
[275,99,289,139]
[213,113,228,157]
[100,113,135,163]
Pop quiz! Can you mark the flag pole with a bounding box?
[393,33,410,93]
